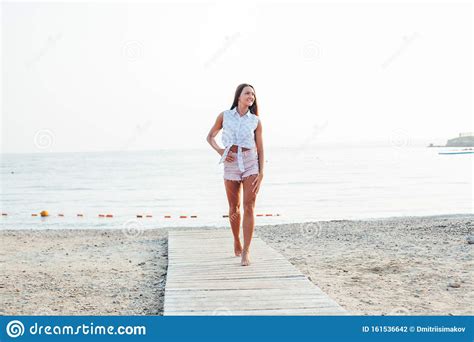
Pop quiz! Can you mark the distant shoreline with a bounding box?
[1,140,460,155]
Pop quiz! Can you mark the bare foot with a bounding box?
[234,240,242,257]
[241,248,251,266]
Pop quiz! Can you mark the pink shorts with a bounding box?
[223,149,259,182]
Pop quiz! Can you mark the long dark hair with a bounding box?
[230,83,259,116]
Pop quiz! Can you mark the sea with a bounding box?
[1,143,472,230]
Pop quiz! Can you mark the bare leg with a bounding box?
[241,174,258,266]
[224,179,242,256]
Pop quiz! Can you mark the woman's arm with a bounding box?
[206,112,225,156]
[255,119,264,175]
[251,119,264,194]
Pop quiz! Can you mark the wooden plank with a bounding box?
[163,229,348,315]
[166,307,347,316]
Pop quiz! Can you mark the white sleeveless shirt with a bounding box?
[218,107,260,172]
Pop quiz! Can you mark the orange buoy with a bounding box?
[40,210,49,217]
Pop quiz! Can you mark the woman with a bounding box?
[206,83,264,266]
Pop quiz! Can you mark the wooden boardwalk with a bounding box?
[163,229,348,315]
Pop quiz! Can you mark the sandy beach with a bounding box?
[0,229,168,315]
[256,214,473,315]
[1,214,472,315]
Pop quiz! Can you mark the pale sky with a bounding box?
[1,1,472,153]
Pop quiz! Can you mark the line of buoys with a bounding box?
[135,214,199,218]
[222,213,281,218]
[7,212,280,218]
